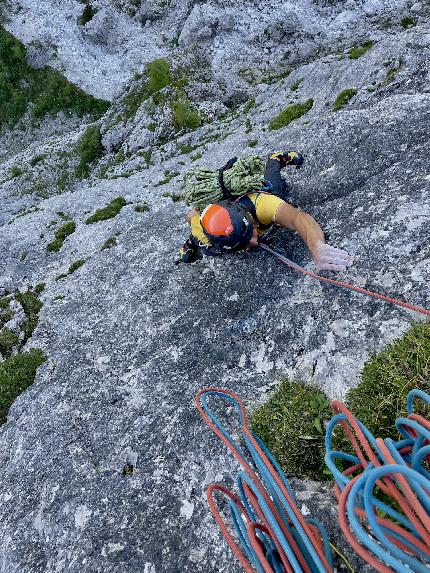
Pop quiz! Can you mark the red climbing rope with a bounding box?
[260,244,430,317]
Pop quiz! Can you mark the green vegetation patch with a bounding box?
[85,197,126,224]
[171,96,201,131]
[101,237,117,250]
[401,17,416,29]
[290,78,303,92]
[0,309,15,328]
[47,220,76,252]
[30,154,46,167]
[56,259,86,280]
[348,41,374,59]
[243,98,256,113]
[248,139,258,148]
[75,125,104,179]
[15,286,44,340]
[251,379,332,480]
[79,4,97,25]
[0,328,19,357]
[337,322,430,447]
[10,166,23,178]
[122,58,172,121]
[333,88,358,111]
[0,349,46,425]
[134,203,150,213]
[0,27,109,130]
[268,99,314,131]
[251,322,430,480]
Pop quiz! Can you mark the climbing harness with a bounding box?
[259,244,430,317]
[195,388,334,573]
[325,388,430,572]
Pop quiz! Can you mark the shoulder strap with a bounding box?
[218,157,238,200]
[235,194,257,220]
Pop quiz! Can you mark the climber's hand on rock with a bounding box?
[312,241,354,272]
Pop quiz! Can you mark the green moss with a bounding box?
[290,78,303,92]
[30,154,45,167]
[243,98,256,113]
[79,4,97,25]
[250,379,332,480]
[348,41,374,59]
[57,211,71,221]
[75,125,104,179]
[162,192,182,202]
[190,152,203,161]
[333,88,357,111]
[10,166,23,178]
[0,328,19,356]
[134,203,150,212]
[245,118,252,133]
[147,122,157,131]
[178,142,199,154]
[0,297,11,310]
[68,259,85,274]
[147,58,171,93]
[101,237,117,250]
[85,196,126,224]
[171,96,201,131]
[47,220,76,252]
[400,17,416,29]
[248,139,258,148]
[15,288,43,339]
[0,309,15,328]
[155,171,180,186]
[268,99,314,130]
[0,349,46,425]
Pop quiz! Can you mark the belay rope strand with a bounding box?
[195,388,334,573]
[325,388,430,572]
[196,388,430,572]
[259,244,430,317]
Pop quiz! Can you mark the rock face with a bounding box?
[0,0,429,571]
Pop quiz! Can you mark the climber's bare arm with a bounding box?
[274,202,354,272]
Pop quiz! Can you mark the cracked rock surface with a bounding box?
[0,0,429,571]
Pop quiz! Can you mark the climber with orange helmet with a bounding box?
[178,151,354,272]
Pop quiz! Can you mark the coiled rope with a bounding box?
[183,156,265,210]
[259,244,430,317]
[325,388,430,572]
[195,388,334,573]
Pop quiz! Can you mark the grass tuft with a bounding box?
[101,237,117,250]
[333,88,357,111]
[290,78,303,92]
[75,125,104,179]
[400,17,416,29]
[79,4,97,25]
[0,328,20,357]
[47,221,76,252]
[348,41,374,59]
[0,349,46,425]
[268,99,313,131]
[171,96,201,131]
[15,288,43,340]
[85,197,126,224]
[251,380,332,480]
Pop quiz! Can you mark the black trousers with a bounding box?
[264,159,289,202]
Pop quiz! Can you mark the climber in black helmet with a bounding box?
[178,151,354,272]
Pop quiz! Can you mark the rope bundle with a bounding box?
[195,388,334,573]
[325,388,430,572]
[183,156,266,210]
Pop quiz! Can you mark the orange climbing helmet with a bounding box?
[200,200,254,251]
